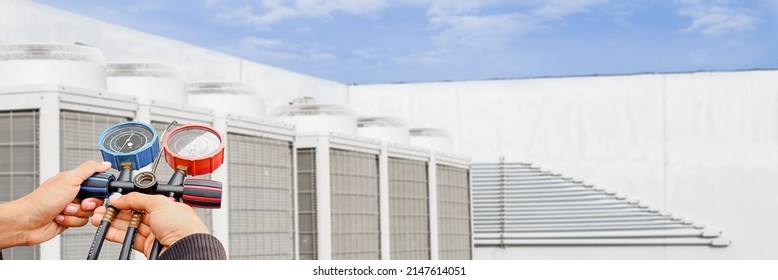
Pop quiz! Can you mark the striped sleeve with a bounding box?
[158,233,227,260]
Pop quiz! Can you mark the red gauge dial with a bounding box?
[162,124,225,176]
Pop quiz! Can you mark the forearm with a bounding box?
[158,233,227,260]
[0,201,25,249]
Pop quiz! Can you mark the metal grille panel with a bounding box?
[297,148,317,260]
[437,164,472,260]
[0,110,40,259]
[471,162,730,247]
[330,149,380,260]
[227,133,294,259]
[151,122,212,230]
[389,157,430,260]
[60,111,128,260]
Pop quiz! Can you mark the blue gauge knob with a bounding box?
[98,121,159,170]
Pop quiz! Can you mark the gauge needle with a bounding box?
[120,132,135,151]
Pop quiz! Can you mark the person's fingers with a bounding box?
[80,197,103,212]
[103,221,150,255]
[103,225,128,245]
[91,206,106,227]
[55,214,90,228]
[63,161,112,186]
[62,202,94,219]
[137,222,152,238]
[108,192,169,213]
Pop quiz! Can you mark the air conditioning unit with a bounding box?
[0,84,138,260]
[358,117,410,145]
[187,81,265,119]
[410,128,454,153]
[271,103,357,136]
[295,132,383,260]
[0,43,107,90]
[107,61,187,104]
[220,115,297,260]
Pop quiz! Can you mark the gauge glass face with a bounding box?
[102,123,154,153]
[167,128,221,159]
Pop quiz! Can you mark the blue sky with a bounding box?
[33,0,777,84]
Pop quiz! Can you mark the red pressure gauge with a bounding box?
[162,124,225,176]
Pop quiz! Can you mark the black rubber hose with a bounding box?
[87,219,111,260]
[118,212,143,260]
[148,240,162,260]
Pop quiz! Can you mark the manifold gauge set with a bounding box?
[79,121,225,260]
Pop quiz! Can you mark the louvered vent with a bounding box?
[472,162,730,247]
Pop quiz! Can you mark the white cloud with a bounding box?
[240,36,285,49]
[531,0,608,20]
[293,0,389,18]
[676,0,759,37]
[216,0,388,27]
[127,1,166,14]
[430,13,536,49]
[237,35,337,62]
[217,4,298,27]
[426,0,608,49]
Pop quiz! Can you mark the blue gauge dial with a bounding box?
[98,121,159,170]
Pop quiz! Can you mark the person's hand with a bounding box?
[0,161,110,249]
[91,192,209,258]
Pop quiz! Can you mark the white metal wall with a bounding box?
[227,133,295,259]
[351,70,778,259]
[0,110,40,260]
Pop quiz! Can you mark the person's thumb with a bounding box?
[108,192,169,213]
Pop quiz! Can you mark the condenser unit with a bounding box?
[219,114,297,260]
[295,132,383,260]
[0,84,138,260]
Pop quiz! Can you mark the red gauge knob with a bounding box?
[162,124,225,176]
[182,178,222,209]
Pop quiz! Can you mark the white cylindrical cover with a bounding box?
[358,117,410,144]
[271,103,357,135]
[107,62,187,103]
[187,81,265,118]
[410,128,454,152]
[0,43,107,90]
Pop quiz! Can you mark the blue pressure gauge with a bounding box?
[98,121,159,170]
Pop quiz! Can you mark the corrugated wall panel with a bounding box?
[151,122,212,230]
[330,149,380,260]
[437,164,472,260]
[59,111,128,260]
[227,133,294,259]
[0,110,40,259]
[297,148,317,260]
[389,157,430,260]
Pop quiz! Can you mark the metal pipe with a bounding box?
[474,224,693,232]
[473,229,718,239]
[475,238,728,246]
